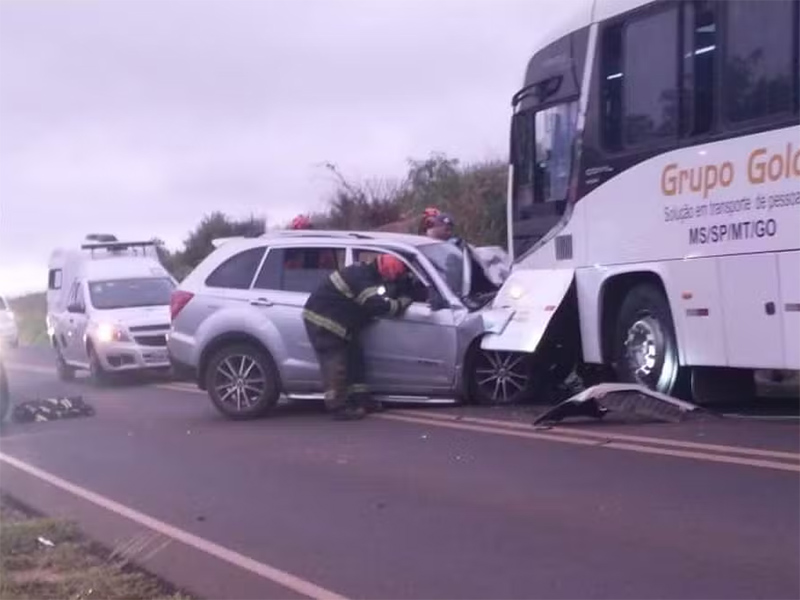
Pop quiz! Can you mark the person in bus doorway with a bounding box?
[423,211,463,247]
[302,254,413,420]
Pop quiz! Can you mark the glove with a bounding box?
[396,296,413,314]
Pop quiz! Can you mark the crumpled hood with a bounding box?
[469,245,512,287]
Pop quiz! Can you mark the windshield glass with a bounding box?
[418,242,464,296]
[88,277,175,310]
[533,101,579,203]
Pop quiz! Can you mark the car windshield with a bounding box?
[418,242,464,296]
[88,277,175,310]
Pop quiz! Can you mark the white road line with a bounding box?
[395,410,800,461]
[0,451,347,600]
[378,414,800,473]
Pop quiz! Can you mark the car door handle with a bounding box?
[250,297,273,307]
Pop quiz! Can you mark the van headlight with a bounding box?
[95,323,131,344]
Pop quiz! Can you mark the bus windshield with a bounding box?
[512,101,579,213]
[510,100,579,257]
[533,101,579,203]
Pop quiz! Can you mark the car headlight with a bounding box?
[95,323,131,343]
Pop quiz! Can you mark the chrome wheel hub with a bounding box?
[624,317,663,383]
[475,351,530,404]
[214,355,266,411]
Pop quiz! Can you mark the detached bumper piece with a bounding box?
[532,383,706,426]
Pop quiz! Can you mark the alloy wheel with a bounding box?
[474,350,531,404]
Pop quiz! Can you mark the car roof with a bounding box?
[265,230,434,247]
[218,230,442,253]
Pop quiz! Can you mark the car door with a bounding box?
[248,244,347,390]
[351,248,458,395]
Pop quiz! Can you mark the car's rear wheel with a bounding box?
[205,343,280,420]
[467,347,535,405]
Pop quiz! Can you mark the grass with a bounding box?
[7,292,48,347]
[0,495,194,600]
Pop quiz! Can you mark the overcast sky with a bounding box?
[0,0,566,296]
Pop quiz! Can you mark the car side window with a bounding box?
[205,247,266,290]
[352,248,429,303]
[253,247,345,293]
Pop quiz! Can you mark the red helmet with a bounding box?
[290,214,312,230]
[375,254,407,281]
[418,206,441,234]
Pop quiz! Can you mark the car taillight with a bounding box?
[170,290,194,321]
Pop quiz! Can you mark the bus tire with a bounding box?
[611,283,687,397]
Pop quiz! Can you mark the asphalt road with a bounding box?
[1,346,798,600]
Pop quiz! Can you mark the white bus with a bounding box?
[482,0,799,401]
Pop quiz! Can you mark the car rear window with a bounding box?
[205,247,266,289]
[253,247,345,293]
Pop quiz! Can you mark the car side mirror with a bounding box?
[427,287,449,311]
[67,303,84,314]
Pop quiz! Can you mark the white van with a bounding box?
[47,235,177,383]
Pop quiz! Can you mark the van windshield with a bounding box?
[88,277,175,310]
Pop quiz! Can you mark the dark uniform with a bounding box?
[303,261,412,417]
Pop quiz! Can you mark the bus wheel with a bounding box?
[612,283,685,397]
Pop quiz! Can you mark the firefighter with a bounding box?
[417,207,441,235]
[302,254,413,420]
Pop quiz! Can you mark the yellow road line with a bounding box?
[395,409,800,462]
[378,414,800,474]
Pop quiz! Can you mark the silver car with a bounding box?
[167,230,536,419]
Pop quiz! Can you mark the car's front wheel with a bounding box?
[55,347,75,382]
[204,343,280,420]
[466,347,535,405]
[88,345,110,386]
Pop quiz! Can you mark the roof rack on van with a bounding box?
[80,240,159,258]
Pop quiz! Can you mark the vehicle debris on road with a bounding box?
[532,383,708,426]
